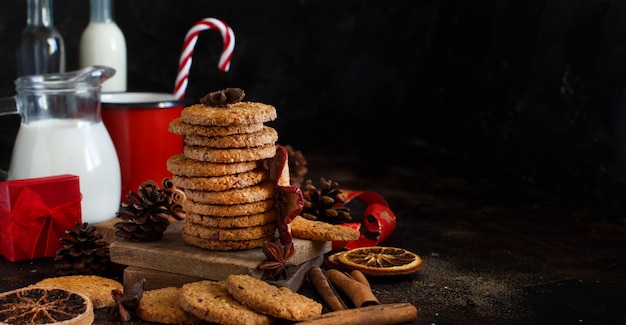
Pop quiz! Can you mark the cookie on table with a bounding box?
[184,125,278,149]
[172,168,267,191]
[224,274,322,321]
[167,154,259,177]
[33,275,124,309]
[179,280,273,325]
[187,209,278,228]
[181,102,277,126]
[184,179,276,205]
[183,143,276,163]
[135,287,201,325]
[183,221,277,241]
[290,215,361,242]
[183,199,275,217]
[182,232,275,251]
[169,117,264,136]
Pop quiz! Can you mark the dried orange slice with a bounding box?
[0,286,94,325]
[325,251,345,269]
[336,246,423,276]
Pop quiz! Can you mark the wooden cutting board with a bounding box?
[122,255,323,292]
[102,219,331,282]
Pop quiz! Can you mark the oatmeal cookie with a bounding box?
[186,209,278,228]
[224,274,322,321]
[290,215,361,242]
[135,287,201,325]
[169,117,264,136]
[183,221,277,241]
[184,179,276,205]
[183,143,276,163]
[183,199,275,217]
[184,125,278,148]
[182,232,274,251]
[166,154,259,177]
[172,168,267,191]
[179,280,273,325]
[33,275,124,309]
[181,102,277,126]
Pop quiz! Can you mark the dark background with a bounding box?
[2,0,626,222]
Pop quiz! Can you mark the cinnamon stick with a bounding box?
[326,269,379,307]
[307,266,348,311]
[296,303,418,325]
[350,270,371,289]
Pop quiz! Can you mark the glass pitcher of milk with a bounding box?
[0,66,121,224]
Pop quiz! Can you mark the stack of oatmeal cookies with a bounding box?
[167,88,280,251]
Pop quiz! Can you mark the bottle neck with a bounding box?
[89,0,115,23]
[26,0,53,27]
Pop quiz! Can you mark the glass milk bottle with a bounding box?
[7,66,122,224]
[17,0,65,76]
[79,0,127,92]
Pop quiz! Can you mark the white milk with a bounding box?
[80,22,127,92]
[8,119,121,224]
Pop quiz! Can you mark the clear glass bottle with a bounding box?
[79,0,127,92]
[16,0,66,77]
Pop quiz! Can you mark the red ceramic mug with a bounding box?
[101,93,185,201]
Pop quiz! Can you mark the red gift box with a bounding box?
[0,175,82,262]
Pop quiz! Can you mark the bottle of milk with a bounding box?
[79,0,126,92]
[17,0,66,76]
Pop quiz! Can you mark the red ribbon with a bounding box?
[332,190,397,251]
[5,187,81,260]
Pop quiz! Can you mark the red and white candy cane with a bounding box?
[173,17,235,100]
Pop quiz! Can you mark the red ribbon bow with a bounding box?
[5,187,80,260]
[332,190,397,250]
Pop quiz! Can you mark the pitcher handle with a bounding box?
[0,96,19,180]
[0,96,18,117]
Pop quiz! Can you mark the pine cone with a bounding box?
[301,178,351,224]
[114,180,173,242]
[285,145,308,188]
[55,222,110,275]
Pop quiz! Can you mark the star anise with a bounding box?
[109,278,146,322]
[200,88,245,107]
[258,240,295,280]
